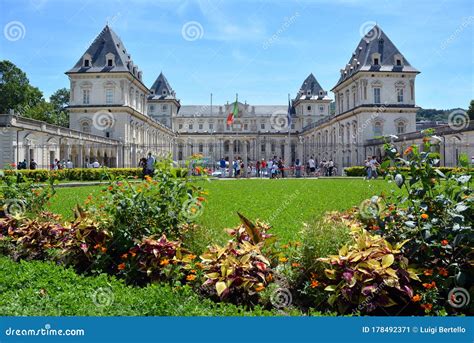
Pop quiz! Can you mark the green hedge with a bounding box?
[1,167,189,182]
[344,166,473,177]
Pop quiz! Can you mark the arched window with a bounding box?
[81,121,91,133]
[373,122,383,136]
[397,121,406,134]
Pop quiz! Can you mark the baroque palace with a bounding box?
[0,25,472,171]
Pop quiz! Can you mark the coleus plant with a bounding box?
[318,225,419,314]
[199,213,275,305]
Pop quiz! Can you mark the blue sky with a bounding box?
[1,0,472,109]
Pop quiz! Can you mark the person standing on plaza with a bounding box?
[368,156,379,179]
[328,159,334,176]
[66,159,74,169]
[308,156,316,176]
[219,157,226,177]
[295,158,302,178]
[256,160,261,177]
[261,159,267,178]
[267,158,273,178]
[29,159,37,170]
[146,152,155,176]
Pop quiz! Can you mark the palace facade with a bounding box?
[0,24,472,172]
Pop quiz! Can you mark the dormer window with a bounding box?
[307,90,311,96]
[105,53,115,67]
[83,53,92,68]
[162,90,167,95]
[394,54,403,66]
[396,59,402,66]
[371,52,381,66]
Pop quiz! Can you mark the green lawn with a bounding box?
[48,178,395,243]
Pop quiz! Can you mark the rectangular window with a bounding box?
[261,144,265,152]
[83,89,90,104]
[162,104,168,111]
[260,123,265,130]
[397,88,404,102]
[105,89,113,104]
[107,59,113,67]
[199,124,203,130]
[189,124,193,130]
[178,124,183,130]
[373,88,381,104]
[244,123,248,130]
[209,123,214,130]
[319,106,324,112]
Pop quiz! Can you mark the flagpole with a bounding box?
[288,93,291,169]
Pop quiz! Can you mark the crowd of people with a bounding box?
[138,152,156,179]
[215,156,343,178]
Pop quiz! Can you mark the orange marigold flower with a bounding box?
[441,240,448,246]
[404,146,413,155]
[266,273,273,282]
[291,262,301,268]
[160,259,170,266]
[371,225,380,231]
[254,284,265,292]
[438,267,449,277]
[186,274,196,281]
[121,253,128,260]
[423,269,433,276]
[118,263,126,270]
[422,281,436,289]
[101,247,107,253]
[130,251,137,257]
[93,244,101,249]
[421,213,429,220]
[412,294,422,302]
[420,303,433,312]
[197,196,206,202]
[186,254,197,260]
[107,186,113,191]
[279,257,288,263]
[310,280,320,288]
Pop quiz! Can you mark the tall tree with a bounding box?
[468,100,474,120]
[49,88,70,127]
[0,60,43,113]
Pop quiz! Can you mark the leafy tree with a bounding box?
[0,60,43,113]
[468,100,474,120]
[49,88,70,127]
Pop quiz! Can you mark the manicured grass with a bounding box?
[0,257,277,316]
[48,179,395,243]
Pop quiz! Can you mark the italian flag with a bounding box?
[226,95,238,125]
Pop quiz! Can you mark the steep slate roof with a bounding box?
[148,73,177,100]
[332,25,419,90]
[66,25,139,75]
[294,73,330,101]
